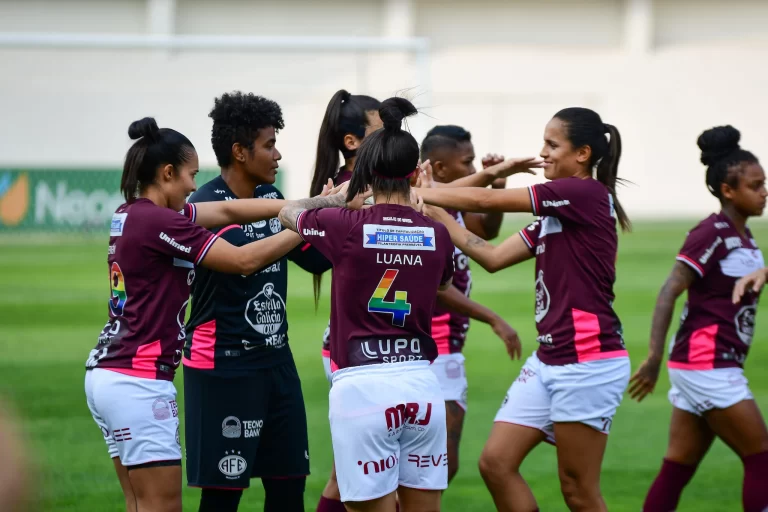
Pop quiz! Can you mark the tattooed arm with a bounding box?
[628,261,696,401]
[278,192,347,233]
[426,206,533,273]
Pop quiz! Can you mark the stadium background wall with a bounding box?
[0,169,281,232]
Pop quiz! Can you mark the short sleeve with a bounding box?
[528,178,603,224]
[296,207,355,265]
[144,206,217,265]
[437,224,455,286]
[676,224,724,278]
[519,220,541,253]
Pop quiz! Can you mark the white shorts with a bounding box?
[495,351,630,444]
[668,367,754,415]
[84,368,181,466]
[323,355,333,386]
[428,353,468,410]
[329,361,448,502]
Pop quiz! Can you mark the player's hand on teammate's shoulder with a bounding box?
[490,315,522,360]
[732,267,768,304]
[628,356,662,402]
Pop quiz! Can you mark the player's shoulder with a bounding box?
[254,184,283,200]
[189,176,228,203]
[686,213,726,239]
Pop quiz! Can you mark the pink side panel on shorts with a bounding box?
[667,324,718,370]
[182,319,216,370]
[431,313,451,355]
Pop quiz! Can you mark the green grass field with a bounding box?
[1,219,767,511]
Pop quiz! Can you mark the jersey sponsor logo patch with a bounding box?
[245,283,287,348]
[542,199,570,208]
[363,224,436,251]
[222,416,241,438]
[269,217,282,233]
[735,305,757,345]
[714,222,729,229]
[719,248,764,278]
[159,232,191,253]
[219,451,247,479]
[110,212,127,237]
[725,236,743,250]
[539,216,562,238]
[698,236,722,265]
[303,227,325,237]
[534,270,551,323]
[152,398,171,420]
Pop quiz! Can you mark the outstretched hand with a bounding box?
[627,357,661,402]
[732,268,768,304]
[486,157,544,180]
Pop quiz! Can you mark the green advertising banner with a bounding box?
[0,169,282,233]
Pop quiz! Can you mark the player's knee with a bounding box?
[263,476,306,512]
[559,473,600,512]
[478,450,513,483]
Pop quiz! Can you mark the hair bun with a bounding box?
[379,97,418,131]
[697,125,741,167]
[128,117,160,141]
[340,89,352,102]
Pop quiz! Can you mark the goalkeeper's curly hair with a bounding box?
[209,91,285,168]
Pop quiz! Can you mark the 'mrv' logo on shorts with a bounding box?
[358,453,398,475]
[303,228,325,237]
[159,232,191,253]
[384,402,432,435]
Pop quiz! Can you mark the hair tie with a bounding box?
[372,169,415,180]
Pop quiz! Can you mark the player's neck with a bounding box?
[721,204,748,236]
[373,192,411,207]
[343,157,356,173]
[220,167,260,199]
[140,186,169,208]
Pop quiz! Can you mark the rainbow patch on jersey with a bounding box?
[368,269,412,327]
[363,224,435,251]
[109,262,127,317]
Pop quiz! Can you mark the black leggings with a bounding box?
[198,477,306,512]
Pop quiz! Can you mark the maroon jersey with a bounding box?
[519,177,627,366]
[85,199,217,381]
[669,213,764,370]
[432,210,472,354]
[321,167,353,357]
[299,204,454,371]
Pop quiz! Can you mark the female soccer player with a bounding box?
[417,107,631,512]
[309,89,382,512]
[629,125,768,512]
[420,124,522,485]
[280,97,455,512]
[84,117,330,512]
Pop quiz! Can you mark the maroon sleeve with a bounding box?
[144,206,217,265]
[519,219,542,253]
[676,222,723,278]
[437,223,455,286]
[528,178,603,224]
[296,207,355,265]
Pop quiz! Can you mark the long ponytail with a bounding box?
[554,108,631,232]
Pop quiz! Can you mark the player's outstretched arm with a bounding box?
[426,206,533,273]
[192,198,287,229]
[733,267,768,303]
[199,230,303,276]
[438,156,543,189]
[629,261,696,402]
[278,192,348,233]
[437,286,522,359]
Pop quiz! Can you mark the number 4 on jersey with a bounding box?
[368,269,412,327]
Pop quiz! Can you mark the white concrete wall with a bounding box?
[1,0,767,218]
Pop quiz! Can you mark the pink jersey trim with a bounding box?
[301,242,312,252]
[296,210,308,241]
[195,233,218,265]
[217,224,241,237]
[431,313,451,355]
[182,319,216,370]
[185,203,197,223]
[127,339,162,377]
[528,186,539,216]
[676,254,704,278]
[106,367,159,380]
[321,348,331,358]
[685,324,717,370]
[519,229,534,250]
[572,309,602,362]
[330,359,340,373]
[667,361,715,370]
